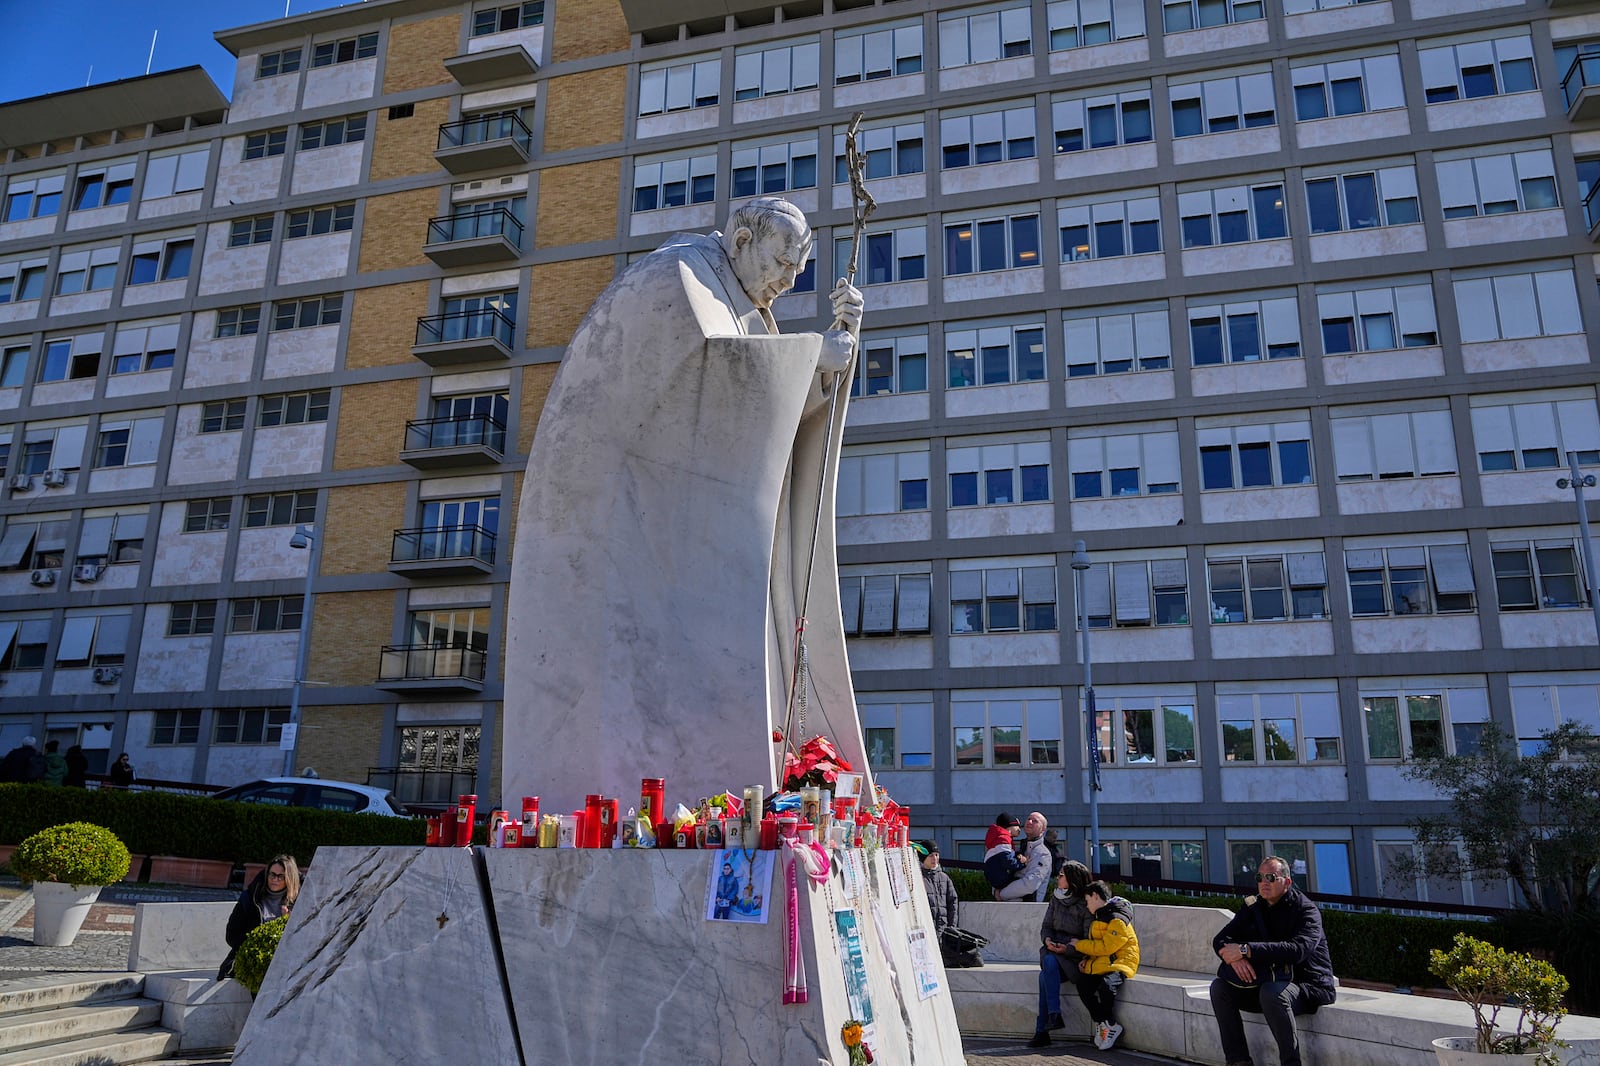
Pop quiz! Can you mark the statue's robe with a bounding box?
[502,231,870,813]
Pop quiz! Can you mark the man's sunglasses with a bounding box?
[1256,873,1287,884]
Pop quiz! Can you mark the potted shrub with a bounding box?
[233,914,289,997]
[1429,933,1568,1065]
[12,821,131,946]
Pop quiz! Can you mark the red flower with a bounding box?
[783,735,855,791]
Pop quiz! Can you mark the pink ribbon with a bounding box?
[783,841,831,1005]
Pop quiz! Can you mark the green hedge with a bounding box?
[0,783,423,868]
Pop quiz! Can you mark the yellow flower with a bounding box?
[841,1022,863,1047]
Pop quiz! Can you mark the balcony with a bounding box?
[435,112,532,175]
[400,415,506,469]
[443,43,539,87]
[423,207,523,268]
[376,643,486,693]
[1565,55,1600,120]
[412,307,516,366]
[389,524,497,577]
[368,766,479,809]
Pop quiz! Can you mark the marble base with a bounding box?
[234,845,964,1066]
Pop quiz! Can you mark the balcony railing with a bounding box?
[1587,181,1600,235]
[391,524,497,568]
[435,112,533,174]
[423,207,523,266]
[1563,54,1600,116]
[377,643,487,689]
[401,415,507,467]
[412,307,516,365]
[368,766,479,808]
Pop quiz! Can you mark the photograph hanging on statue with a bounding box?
[908,928,943,1001]
[705,848,775,924]
[833,772,863,800]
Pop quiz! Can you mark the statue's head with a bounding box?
[722,197,812,309]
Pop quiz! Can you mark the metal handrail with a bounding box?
[425,206,524,247]
[390,524,497,564]
[1562,54,1600,110]
[414,307,516,348]
[402,414,507,454]
[437,111,532,152]
[377,643,487,681]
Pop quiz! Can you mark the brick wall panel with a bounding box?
[296,704,387,784]
[519,364,559,452]
[525,256,613,348]
[306,591,398,686]
[321,482,407,576]
[535,161,620,248]
[370,95,451,182]
[357,187,439,274]
[543,68,627,152]
[383,14,460,93]
[551,0,629,62]
[334,379,418,470]
[347,282,429,369]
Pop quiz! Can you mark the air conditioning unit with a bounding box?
[91,666,122,685]
[29,569,58,586]
[41,469,67,487]
[8,473,33,491]
[72,563,104,583]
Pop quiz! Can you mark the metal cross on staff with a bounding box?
[782,112,877,765]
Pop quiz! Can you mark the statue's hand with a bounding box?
[818,329,856,374]
[829,278,864,333]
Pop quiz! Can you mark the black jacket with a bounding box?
[0,744,44,783]
[920,863,959,937]
[217,872,287,981]
[1212,886,1337,1005]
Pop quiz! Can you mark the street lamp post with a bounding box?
[283,524,319,776]
[1557,452,1600,642]
[1070,539,1101,874]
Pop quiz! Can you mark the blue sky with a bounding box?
[0,0,353,105]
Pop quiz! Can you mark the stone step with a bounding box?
[0,998,163,1053]
[0,972,145,1016]
[0,1029,180,1066]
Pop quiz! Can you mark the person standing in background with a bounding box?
[109,752,135,787]
[63,745,88,788]
[41,740,66,786]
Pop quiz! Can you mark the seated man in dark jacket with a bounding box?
[1209,856,1337,1066]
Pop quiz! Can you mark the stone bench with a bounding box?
[948,901,1600,1064]
[128,902,251,1053]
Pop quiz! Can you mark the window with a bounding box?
[840,572,933,635]
[245,491,318,528]
[109,322,177,376]
[1207,551,1328,622]
[632,153,717,212]
[1493,538,1588,611]
[832,120,924,182]
[1170,71,1275,135]
[183,498,232,533]
[1305,166,1420,232]
[1453,268,1582,343]
[1053,88,1153,154]
[271,294,344,331]
[56,613,130,667]
[1317,282,1437,354]
[1331,406,1458,480]
[299,114,367,151]
[833,226,925,288]
[38,333,102,383]
[946,321,1045,388]
[1197,419,1313,489]
[939,4,1032,67]
[1063,306,1170,377]
[852,331,928,397]
[229,595,305,634]
[1162,0,1262,32]
[128,235,194,285]
[25,521,68,570]
[216,305,262,338]
[953,690,1060,767]
[1363,685,1489,760]
[734,39,820,101]
[1057,193,1161,263]
[0,619,49,671]
[835,21,923,83]
[0,258,48,304]
[52,246,119,296]
[1187,295,1300,365]
[1345,544,1477,616]
[257,48,302,78]
[1291,53,1405,120]
[142,147,209,200]
[1510,679,1600,756]
[9,425,86,477]
[638,56,720,116]
[1093,695,1198,765]
[243,129,289,160]
[730,137,817,198]
[858,696,934,770]
[1077,558,1191,626]
[312,32,378,67]
[74,511,146,566]
[947,439,1050,507]
[1219,686,1342,763]
[1095,839,1206,883]
[474,1,544,35]
[153,710,202,745]
[1068,427,1181,498]
[94,417,162,469]
[229,215,275,248]
[2,174,64,221]
[200,400,246,434]
[950,562,1057,633]
[940,105,1036,168]
[214,707,291,744]
[944,208,1041,275]
[1470,394,1600,473]
[258,389,331,427]
[285,203,355,238]
[1,344,25,387]
[1436,149,1558,219]
[168,601,218,637]
[71,162,135,212]
[1047,0,1147,50]
[838,445,930,515]
[1179,182,1287,247]
[1419,35,1536,104]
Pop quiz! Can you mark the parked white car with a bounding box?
[211,776,409,817]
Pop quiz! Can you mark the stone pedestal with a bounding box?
[234,845,964,1066]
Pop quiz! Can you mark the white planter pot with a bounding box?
[31,881,102,946]
[1431,1036,1540,1065]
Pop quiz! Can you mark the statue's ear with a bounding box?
[731,225,754,253]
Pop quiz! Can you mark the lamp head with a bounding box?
[290,524,315,550]
[1071,538,1090,572]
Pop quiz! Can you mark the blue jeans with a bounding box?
[1035,952,1078,1031]
[1209,977,1325,1066]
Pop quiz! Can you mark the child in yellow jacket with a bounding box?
[1069,881,1140,1050]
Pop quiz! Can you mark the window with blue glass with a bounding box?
[632,154,716,212]
[834,228,925,287]
[835,21,923,83]
[638,57,720,116]
[1068,430,1181,498]
[1178,183,1286,248]
[1053,89,1153,152]
[1170,71,1275,136]
[944,210,1040,274]
[1187,295,1300,366]
[940,106,1036,168]
[946,322,1045,388]
[852,331,929,397]
[1064,306,1171,376]
[1058,193,1160,261]
[938,4,1033,67]
[834,120,924,183]
[1197,421,1313,490]
[1048,0,1147,50]
[1418,35,1536,104]
[1291,53,1404,120]
[731,138,817,197]
[948,439,1051,507]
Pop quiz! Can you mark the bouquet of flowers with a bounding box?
[840,1020,873,1065]
[782,734,854,791]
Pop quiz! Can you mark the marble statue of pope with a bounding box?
[503,197,872,814]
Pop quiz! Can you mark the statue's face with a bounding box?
[730,217,812,308]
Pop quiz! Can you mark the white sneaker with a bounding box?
[1101,1022,1124,1050]
[1094,1022,1110,1049]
